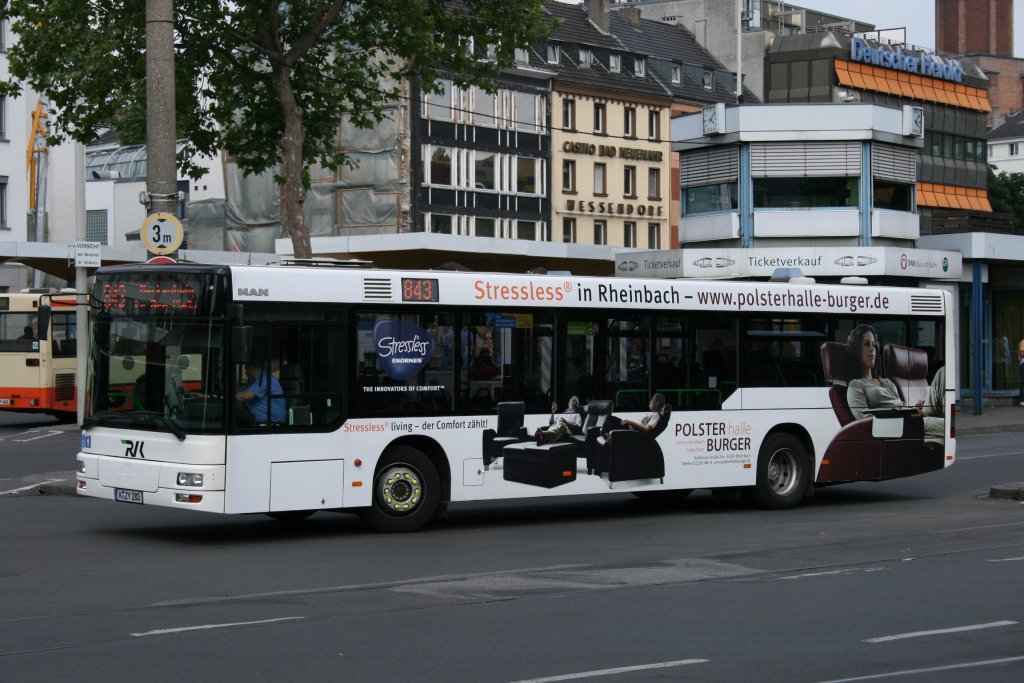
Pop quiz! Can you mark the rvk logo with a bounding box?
[373,319,435,381]
[121,439,145,458]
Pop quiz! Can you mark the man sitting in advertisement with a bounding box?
[535,396,583,445]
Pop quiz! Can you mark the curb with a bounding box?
[990,482,1024,502]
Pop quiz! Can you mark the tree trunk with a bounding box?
[273,63,312,259]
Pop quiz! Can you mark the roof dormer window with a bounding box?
[634,57,645,77]
[546,44,560,64]
[579,48,591,67]
[609,54,620,73]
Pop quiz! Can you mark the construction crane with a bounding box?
[26,100,50,286]
[26,99,49,213]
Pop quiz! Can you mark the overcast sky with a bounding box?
[796,0,1023,56]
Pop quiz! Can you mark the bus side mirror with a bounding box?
[37,305,51,341]
[231,325,253,364]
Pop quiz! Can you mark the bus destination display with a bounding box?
[95,275,212,316]
[401,278,439,302]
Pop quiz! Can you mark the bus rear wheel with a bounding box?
[745,432,808,510]
[360,447,440,533]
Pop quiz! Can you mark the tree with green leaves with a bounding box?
[1,0,553,258]
[987,166,1024,235]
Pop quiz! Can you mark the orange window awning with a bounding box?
[916,182,992,212]
[835,59,991,112]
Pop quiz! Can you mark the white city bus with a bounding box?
[0,291,78,418]
[76,262,956,531]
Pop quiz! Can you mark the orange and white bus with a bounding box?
[76,263,956,531]
[0,290,78,419]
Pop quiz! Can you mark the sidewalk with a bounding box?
[955,404,1024,437]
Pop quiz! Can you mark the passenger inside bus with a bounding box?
[18,325,35,341]
[471,347,501,381]
[473,346,497,368]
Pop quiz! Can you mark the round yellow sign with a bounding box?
[141,212,184,255]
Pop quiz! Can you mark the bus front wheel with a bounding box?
[745,432,808,510]
[361,447,440,533]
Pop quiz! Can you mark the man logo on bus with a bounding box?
[373,319,436,381]
[121,439,145,458]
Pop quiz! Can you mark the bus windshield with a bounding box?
[86,317,227,436]
[85,268,229,436]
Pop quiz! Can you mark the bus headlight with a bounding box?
[176,472,204,487]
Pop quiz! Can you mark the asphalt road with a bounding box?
[1,415,1023,681]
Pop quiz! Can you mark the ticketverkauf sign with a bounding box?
[616,247,962,280]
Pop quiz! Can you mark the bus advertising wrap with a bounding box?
[373,319,435,381]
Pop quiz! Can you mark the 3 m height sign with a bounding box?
[141,212,184,256]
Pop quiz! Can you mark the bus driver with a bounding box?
[236,360,286,425]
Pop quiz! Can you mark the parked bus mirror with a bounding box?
[177,355,191,370]
[37,305,51,341]
[231,325,254,363]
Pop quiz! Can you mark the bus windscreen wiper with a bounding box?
[82,413,114,430]
[83,410,186,441]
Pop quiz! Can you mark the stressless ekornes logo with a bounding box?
[121,439,145,458]
[373,320,435,381]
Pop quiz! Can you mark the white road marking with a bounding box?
[130,616,304,637]
[778,567,886,581]
[958,452,1024,460]
[0,429,42,441]
[0,479,64,496]
[817,655,1024,682]
[13,429,64,442]
[864,620,1017,643]
[988,556,1024,563]
[508,659,709,683]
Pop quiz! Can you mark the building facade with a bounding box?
[609,7,738,247]
[411,66,553,244]
[765,32,993,235]
[674,103,944,258]
[0,16,32,290]
[935,0,1024,127]
[935,0,1013,57]
[544,1,672,252]
[986,111,1024,174]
